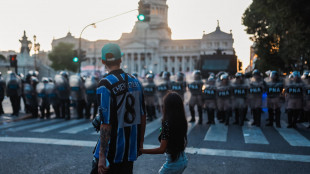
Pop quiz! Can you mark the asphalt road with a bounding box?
[1,97,310,174]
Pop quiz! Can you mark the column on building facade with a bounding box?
[168,56,171,73]
[182,56,185,73]
[131,53,135,74]
[189,56,193,72]
[138,53,141,75]
[174,56,178,73]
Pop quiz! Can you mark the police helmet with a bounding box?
[146,73,154,80]
[252,69,260,76]
[270,71,278,79]
[235,72,243,79]
[208,76,215,82]
[302,71,309,79]
[48,78,53,83]
[132,72,138,78]
[220,73,229,81]
[292,71,301,79]
[176,72,184,82]
[193,70,202,81]
[42,77,49,83]
[60,71,69,79]
[31,76,39,85]
[162,71,171,81]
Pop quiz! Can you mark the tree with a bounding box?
[48,42,78,72]
[242,0,310,73]
[0,54,6,61]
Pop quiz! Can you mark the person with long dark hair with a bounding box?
[140,91,188,174]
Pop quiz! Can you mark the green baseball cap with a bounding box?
[101,43,123,61]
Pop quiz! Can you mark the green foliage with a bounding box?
[242,0,310,73]
[48,42,78,72]
[0,54,6,61]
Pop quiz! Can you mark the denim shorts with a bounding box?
[159,152,188,174]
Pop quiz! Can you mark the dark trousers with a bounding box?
[268,108,281,127]
[40,101,50,118]
[76,99,86,119]
[207,109,215,124]
[189,105,203,121]
[0,98,4,114]
[146,105,156,121]
[85,101,98,119]
[10,96,19,116]
[60,99,70,119]
[253,108,261,126]
[91,158,133,174]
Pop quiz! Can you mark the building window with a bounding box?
[172,67,175,74]
[223,42,228,47]
[163,57,168,63]
[179,67,182,72]
[215,42,219,47]
[177,56,182,62]
[187,67,190,72]
[171,57,175,62]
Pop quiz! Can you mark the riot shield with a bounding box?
[69,75,86,101]
[23,83,34,105]
[84,76,98,103]
[36,82,46,106]
[47,82,58,105]
[54,74,70,100]
[6,73,22,97]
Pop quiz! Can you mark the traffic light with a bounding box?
[73,57,79,62]
[73,50,79,63]
[72,49,87,63]
[138,1,151,22]
[10,55,17,67]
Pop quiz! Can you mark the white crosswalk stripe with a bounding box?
[31,119,85,133]
[187,117,198,135]
[59,122,93,134]
[275,120,310,147]
[204,118,228,142]
[242,121,269,145]
[0,119,40,130]
[8,119,62,132]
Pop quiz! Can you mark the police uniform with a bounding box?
[188,71,204,124]
[285,72,304,128]
[248,70,265,126]
[171,72,187,101]
[37,78,51,119]
[85,76,99,119]
[143,73,157,121]
[70,75,87,119]
[232,73,249,126]
[202,76,217,124]
[216,74,232,125]
[265,71,283,128]
[157,72,171,111]
[303,73,310,128]
[24,77,39,118]
[6,71,22,116]
[55,72,71,119]
[0,73,5,115]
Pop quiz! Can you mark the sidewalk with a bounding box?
[0,97,32,124]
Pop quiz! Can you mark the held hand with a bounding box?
[98,157,109,174]
[139,148,144,156]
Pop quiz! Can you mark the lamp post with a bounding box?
[77,9,137,73]
[33,35,40,71]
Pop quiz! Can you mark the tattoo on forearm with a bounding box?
[100,125,111,157]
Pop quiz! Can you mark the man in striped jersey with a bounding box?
[91,43,146,174]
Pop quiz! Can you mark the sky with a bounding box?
[0,0,253,67]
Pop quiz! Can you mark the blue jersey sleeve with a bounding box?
[97,85,111,124]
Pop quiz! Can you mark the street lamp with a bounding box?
[77,9,137,73]
[33,35,40,71]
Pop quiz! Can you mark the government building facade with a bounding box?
[52,0,236,76]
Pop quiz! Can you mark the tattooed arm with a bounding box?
[98,123,111,174]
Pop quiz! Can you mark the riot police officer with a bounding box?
[85,76,99,119]
[303,73,310,128]
[69,74,86,119]
[265,71,283,128]
[157,71,171,112]
[232,72,249,126]
[284,71,304,128]
[6,71,22,116]
[0,72,5,115]
[37,77,51,119]
[248,69,265,126]
[188,70,204,124]
[24,76,39,118]
[55,71,71,119]
[171,72,187,101]
[216,73,232,125]
[143,73,157,121]
[202,75,217,124]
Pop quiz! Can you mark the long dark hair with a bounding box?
[162,91,188,162]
